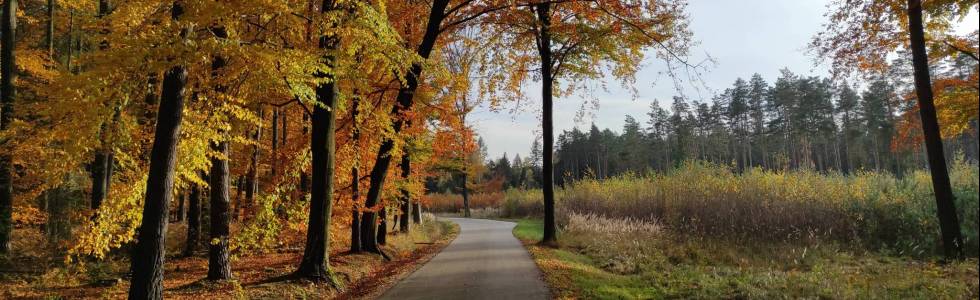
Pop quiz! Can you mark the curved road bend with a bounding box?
[379,218,551,300]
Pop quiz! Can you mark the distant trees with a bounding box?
[474,67,978,186]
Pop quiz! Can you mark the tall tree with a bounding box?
[812,0,975,258]
[90,0,114,213]
[128,4,188,298]
[208,141,232,280]
[496,0,693,244]
[905,0,963,259]
[360,0,450,253]
[296,0,341,283]
[206,25,232,281]
[0,0,15,254]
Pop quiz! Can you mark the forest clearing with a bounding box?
[0,0,977,298]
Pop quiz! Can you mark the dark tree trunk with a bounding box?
[183,184,201,257]
[350,97,362,253]
[244,109,263,217]
[271,108,279,179]
[398,155,411,233]
[281,109,288,147]
[461,172,471,217]
[300,112,310,197]
[90,152,109,211]
[206,25,233,280]
[175,191,185,222]
[128,47,187,300]
[296,26,339,285]
[0,0,16,254]
[208,141,233,280]
[535,2,557,245]
[377,207,388,245]
[233,175,243,219]
[89,0,113,216]
[361,0,449,253]
[906,0,964,259]
[412,202,422,224]
[46,0,54,57]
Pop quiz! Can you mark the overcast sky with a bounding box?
[469,0,977,160]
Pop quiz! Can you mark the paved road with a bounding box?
[379,218,550,300]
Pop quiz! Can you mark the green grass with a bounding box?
[512,219,544,241]
[512,219,980,300]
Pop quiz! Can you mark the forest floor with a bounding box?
[0,219,459,299]
[511,219,980,299]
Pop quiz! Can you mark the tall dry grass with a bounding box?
[511,159,979,257]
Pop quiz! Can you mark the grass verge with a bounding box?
[513,219,979,299]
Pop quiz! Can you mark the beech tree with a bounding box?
[128,3,188,298]
[812,0,976,259]
[491,0,695,244]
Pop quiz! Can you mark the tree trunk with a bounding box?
[360,0,448,253]
[300,112,310,197]
[206,25,233,280]
[398,155,411,233]
[536,2,557,245]
[296,29,339,285]
[412,202,422,224]
[183,184,201,257]
[90,152,110,212]
[0,0,15,254]
[350,96,362,253]
[906,0,964,259]
[175,191,185,222]
[46,0,54,56]
[208,141,233,280]
[89,0,114,216]
[271,108,279,179]
[377,207,388,245]
[128,50,187,300]
[233,175,243,219]
[244,109,263,218]
[461,172,471,217]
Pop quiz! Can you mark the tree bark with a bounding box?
[377,207,388,245]
[205,25,233,280]
[128,44,187,300]
[244,109,263,219]
[175,191,185,222]
[89,0,114,215]
[350,97,362,253]
[183,184,201,257]
[461,172,471,217]
[296,25,339,285]
[906,0,964,259]
[0,0,16,254]
[208,141,233,280]
[398,155,411,233]
[271,108,279,179]
[360,0,449,253]
[46,0,54,57]
[412,202,422,224]
[535,2,557,245]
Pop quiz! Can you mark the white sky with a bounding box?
[469,0,978,160]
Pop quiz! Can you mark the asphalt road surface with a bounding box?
[379,217,551,300]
